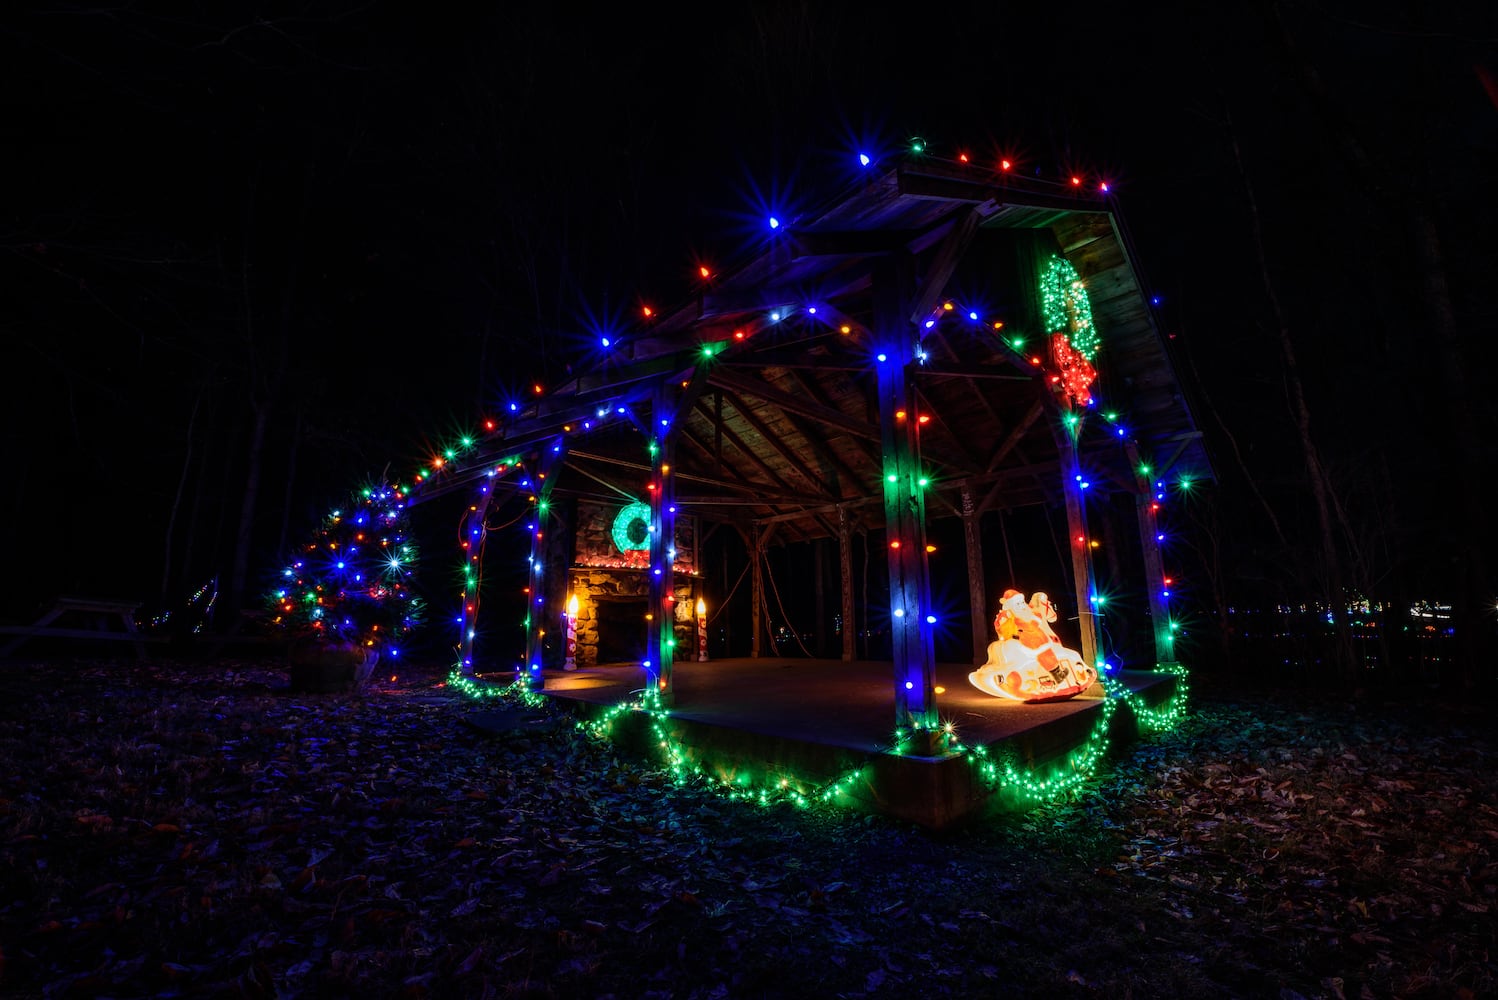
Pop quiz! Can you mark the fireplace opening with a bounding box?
[594,598,648,665]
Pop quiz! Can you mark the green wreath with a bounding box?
[611,501,653,552]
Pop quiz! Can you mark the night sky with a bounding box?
[4,4,1494,636]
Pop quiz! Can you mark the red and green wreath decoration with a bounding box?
[1040,255,1100,407]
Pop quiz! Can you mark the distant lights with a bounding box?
[768,216,779,229]
[858,152,871,167]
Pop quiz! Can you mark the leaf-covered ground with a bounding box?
[0,658,1493,999]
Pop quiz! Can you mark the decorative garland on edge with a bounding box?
[444,664,1190,813]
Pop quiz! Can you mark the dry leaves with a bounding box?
[0,660,1493,998]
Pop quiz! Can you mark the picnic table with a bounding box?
[0,596,161,660]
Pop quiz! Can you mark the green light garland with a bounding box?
[447,664,1191,816]
[445,668,549,709]
[1039,255,1098,359]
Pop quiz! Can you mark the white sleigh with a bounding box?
[968,590,1096,702]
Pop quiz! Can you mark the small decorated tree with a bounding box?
[269,483,423,690]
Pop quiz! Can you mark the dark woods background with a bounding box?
[3,3,1494,691]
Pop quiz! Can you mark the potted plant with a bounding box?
[269,483,423,693]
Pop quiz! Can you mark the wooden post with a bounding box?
[457,487,490,676]
[750,522,764,658]
[1128,444,1176,666]
[873,260,939,740]
[838,504,855,663]
[646,386,678,706]
[961,483,989,665]
[1051,413,1105,689]
[521,439,565,690]
[814,536,826,657]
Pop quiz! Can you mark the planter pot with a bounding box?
[288,641,379,693]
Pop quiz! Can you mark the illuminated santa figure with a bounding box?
[968,589,1097,702]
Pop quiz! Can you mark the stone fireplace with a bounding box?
[566,500,699,669]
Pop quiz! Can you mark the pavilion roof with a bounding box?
[442,155,1214,543]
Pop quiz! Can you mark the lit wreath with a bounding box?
[611,501,653,552]
[1040,255,1100,406]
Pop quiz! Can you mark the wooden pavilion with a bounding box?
[432,152,1214,826]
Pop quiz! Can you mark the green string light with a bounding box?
[446,664,1191,815]
[1039,255,1098,358]
[611,501,653,552]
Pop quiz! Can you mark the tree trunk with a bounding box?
[229,400,271,616]
[1260,0,1489,691]
[1225,109,1358,684]
[160,379,207,600]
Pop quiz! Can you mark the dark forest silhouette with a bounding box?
[3,3,1493,693]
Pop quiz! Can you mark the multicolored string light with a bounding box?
[269,484,423,658]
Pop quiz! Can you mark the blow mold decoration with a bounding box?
[969,589,1097,702]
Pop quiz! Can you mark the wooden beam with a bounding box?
[896,164,1104,214]
[872,257,939,740]
[961,484,989,666]
[839,504,855,662]
[984,398,1048,477]
[648,384,677,704]
[695,260,879,318]
[910,362,1035,382]
[773,367,885,472]
[907,207,984,325]
[1127,440,1176,666]
[566,448,811,506]
[750,523,765,657]
[718,388,836,500]
[673,424,756,492]
[912,383,983,475]
[789,228,919,258]
[706,369,881,443]
[521,439,566,690]
[1050,416,1104,687]
[689,397,806,499]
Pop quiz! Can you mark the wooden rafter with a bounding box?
[565,449,811,507]
[706,368,881,444]
[753,392,870,499]
[718,388,835,500]
[907,206,986,325]
[984,397,1048,476]
[689,396,810,501]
